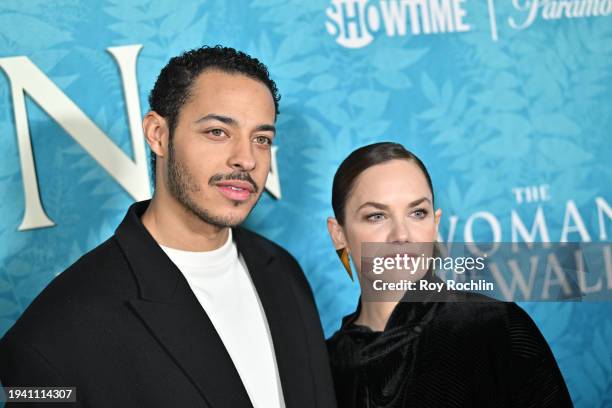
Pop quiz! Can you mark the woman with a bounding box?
[326,142,573,408]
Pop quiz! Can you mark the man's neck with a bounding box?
[141,195,229,252]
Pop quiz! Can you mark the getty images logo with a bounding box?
[325,0,472,48]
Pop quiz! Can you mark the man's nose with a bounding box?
[228,137,256,171]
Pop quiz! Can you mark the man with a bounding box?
[0,46,336,408]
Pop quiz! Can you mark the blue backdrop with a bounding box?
[1,0,611,406]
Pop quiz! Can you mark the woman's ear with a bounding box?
[434,208,442,230]
[327,217,348,250]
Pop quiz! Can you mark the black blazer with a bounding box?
[0,201,337,408]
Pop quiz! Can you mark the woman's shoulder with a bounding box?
[325,308,358,353]
[326,326,347,351]
[326,295,528,337]
[434,292,520,324]
[424,293,551,350]
[325,319,367,372]
[325,294,542,351]
[326,310,362,353]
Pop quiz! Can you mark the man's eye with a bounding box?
[254,135,272,145]
[207,129,226,137]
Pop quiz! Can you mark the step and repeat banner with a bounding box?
[0,0,611,405]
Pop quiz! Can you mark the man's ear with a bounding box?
[143,111,169,159]
[327,217,348,250]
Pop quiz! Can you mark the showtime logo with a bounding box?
[325,0,472,48]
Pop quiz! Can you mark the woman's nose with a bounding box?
[388,221,412,243]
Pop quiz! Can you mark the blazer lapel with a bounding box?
[234,227,316,408]
[115,201,252,408]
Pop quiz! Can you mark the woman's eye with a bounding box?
[412,208,428,219]
[254,135,272,145]
[367,213,386,222]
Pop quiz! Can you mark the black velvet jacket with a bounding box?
[327,292,573,408]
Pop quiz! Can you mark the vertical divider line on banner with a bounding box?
[487,0,500,41]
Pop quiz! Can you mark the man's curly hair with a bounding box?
[147,45,281,178]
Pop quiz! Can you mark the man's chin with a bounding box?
[178,201,247,228]
[204,210,249,229]
[216,213,248,228]
[176,189,262,228]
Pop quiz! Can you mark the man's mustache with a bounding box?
[208,172,259,193]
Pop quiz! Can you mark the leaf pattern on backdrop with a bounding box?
[0,1,89,336]
[416,3,612,404]
[0,2,610,405]
[245,0,430,332]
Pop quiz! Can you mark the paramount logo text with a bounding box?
[509,0,612,30]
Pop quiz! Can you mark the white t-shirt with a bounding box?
[160,229,285,408]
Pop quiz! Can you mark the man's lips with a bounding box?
[216,180,254,192]
[215,180,255,202]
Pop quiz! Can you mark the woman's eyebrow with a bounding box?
[356,197,431,212]
[408,197,431,207]
[356,201,388,211]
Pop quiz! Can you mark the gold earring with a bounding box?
[336,248,353,281]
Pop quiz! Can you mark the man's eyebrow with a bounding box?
[255,124,276,134]
[195,114,275,134]
[194,114,238,126]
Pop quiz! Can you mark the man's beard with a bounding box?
[166,139,259,228]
